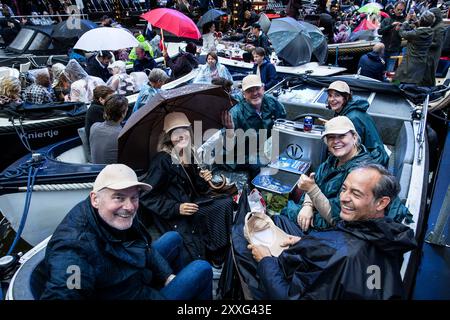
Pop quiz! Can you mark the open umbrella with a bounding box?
[52,19,97,40]
[298,21,328,64]
[118,84,235,171]
[74,27,138,51]
[141,8,201,40]
[349,29,376,41]
[258,13,271,34]
[357,3,383,14]
[267,17,314,66]
[197,8,226,28]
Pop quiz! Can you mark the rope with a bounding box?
[0,115,85,134]
[6,158,43,255]
[11,117,33,154]
[18,182,94,192]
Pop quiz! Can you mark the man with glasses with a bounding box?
[378,1,406,72]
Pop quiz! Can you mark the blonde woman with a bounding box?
[0,76,22,107]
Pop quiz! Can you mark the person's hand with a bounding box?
[281,235,302,247]
[199,169,212,182]
[297,173,316,192]
[163,50,169,59]
[297,205,314,232]
[221,110,234,130]
[247,244,271,262]
[179,203,199,215]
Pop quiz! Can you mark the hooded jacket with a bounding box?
[422,8,446,86]
[394,24,433,85]
[257,218,417,299]
[40,198,172,300]
[229,94,286,166]
[358,51,386,81]
[252,58,278,90]
[335,99,389,167]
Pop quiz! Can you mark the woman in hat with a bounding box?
[326,80,389,167]
[282,116,411,232]
[140,112,233,267]
[282,116,373,231]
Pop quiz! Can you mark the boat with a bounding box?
[0,101,87,172]
[170,41,347,77]
[0,75,443,299]
[411,120,450,299]
[327,40,379,73]
[0,25,69,69]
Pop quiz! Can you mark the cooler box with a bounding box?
[271,119,327,171]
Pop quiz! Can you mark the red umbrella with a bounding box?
[141,8,201,40]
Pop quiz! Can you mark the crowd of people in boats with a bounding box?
[0,0,448,301]
[4,71,419,299]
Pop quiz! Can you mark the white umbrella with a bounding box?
[74,27,139,51]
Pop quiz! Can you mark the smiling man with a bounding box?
[225,75,286,177]
[238,164,417,299]
[40,164,212,300]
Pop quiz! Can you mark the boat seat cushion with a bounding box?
[390,121,414,203]
[77,127,91,163]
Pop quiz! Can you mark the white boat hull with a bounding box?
[0,187,90,246]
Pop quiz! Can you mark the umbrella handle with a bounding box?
[208,174,227,190]
[160,29,166,67]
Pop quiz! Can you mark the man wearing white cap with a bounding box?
[40,164,212,300]
[225,74,286,176]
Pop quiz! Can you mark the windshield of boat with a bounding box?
[8,28,34,51]
[28,32,52,51]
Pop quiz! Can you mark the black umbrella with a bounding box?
[197,9,226,27]
[118,84,235,171]
[52,19,98,40]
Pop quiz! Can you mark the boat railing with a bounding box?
[416,95,429,164]
[10,14,88,19]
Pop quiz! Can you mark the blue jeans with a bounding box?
[153,231,213,300]
[384,50,401,72]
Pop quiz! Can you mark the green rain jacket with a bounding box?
[230,94,286,133]
[128,35,155,61]
[335,99,389,167]
[229,94,286,166]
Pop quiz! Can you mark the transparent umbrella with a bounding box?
[268,17,314,66]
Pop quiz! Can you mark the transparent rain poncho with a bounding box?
[64,59,88,83]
